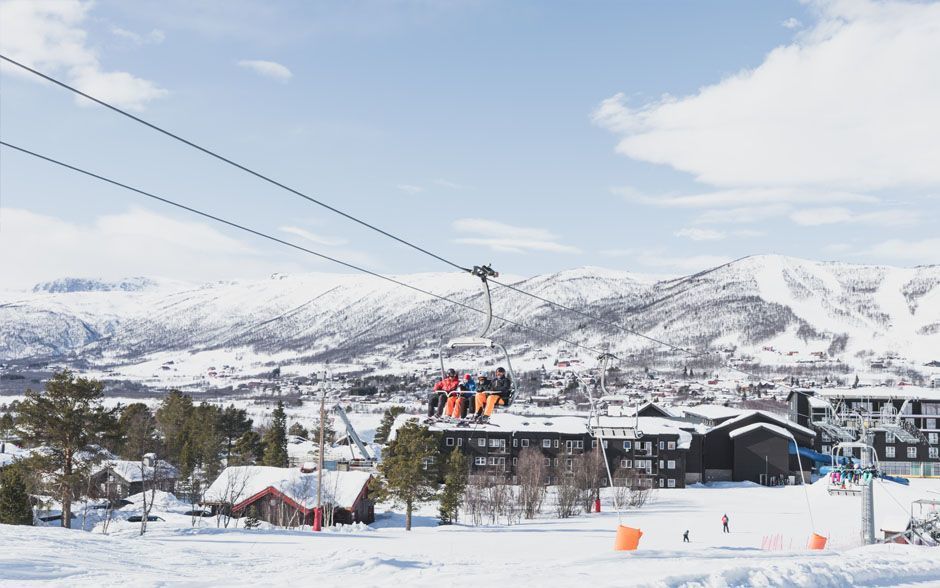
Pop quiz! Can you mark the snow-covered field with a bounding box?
[4,479,939,587]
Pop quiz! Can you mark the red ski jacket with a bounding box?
[433,377,461,393]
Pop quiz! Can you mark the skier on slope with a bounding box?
[427,369,460,420]
[683,530,690,543]
[721,514,730,533]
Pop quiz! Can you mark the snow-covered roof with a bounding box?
[728,422,794,440]
[286,436,374,462]
[807,395,832,409]
[814,386,940,402]
[93,460,179,482]
[606,402,678,418]
[388,413,591,438]
[203,466,371,509]
[709,410,815,437]
[597,416,695,449]
[388,413,696,447]
[681,405,747,421]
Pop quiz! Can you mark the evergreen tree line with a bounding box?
[0,371,301,527]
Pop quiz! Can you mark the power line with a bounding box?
[0,140,609,359]
[0,54,469,274]
[0,55,800,385]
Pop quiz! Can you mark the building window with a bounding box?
[623,441,632,450]
[658,478,664,488]
[542,439,551,449]
[488,457,497,465]
[667,460,676,470]
[478,438,485,447]
[544,458,551,467]
[885,434,895,445]
[667,441,676,450]
[620,459,632,469]
[522,439,530,448]
[457,438,463,447]
[886,446,896,458]
[659,441,664,450]
[474,457,486,466]
[907,447,918,459]
[928,419,937,430]
[591,440,597,449]
[565,459,573,472]
[929,433,939,445]
[489,438,502,448]
[554,439,559,449]
[513,438,518,448]
[512,457,518,466]
[659,460,665,469]
[445,437,454,447]
[821,444,830,454]
[929,447,939,459]
[667,479,676,488]
[553,458,559,467]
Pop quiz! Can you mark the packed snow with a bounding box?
[4,478,940,586]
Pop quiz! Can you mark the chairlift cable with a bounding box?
[0,54,470,275]
[0,55,825,390]
[0,141,609,359]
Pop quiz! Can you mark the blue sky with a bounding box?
[1,0,938,288]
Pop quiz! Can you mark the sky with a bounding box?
[1,0,938,289]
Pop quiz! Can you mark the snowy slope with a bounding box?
[2,479,940,587]
[1,256,938,372]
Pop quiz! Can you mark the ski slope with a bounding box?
[3,479,939,587]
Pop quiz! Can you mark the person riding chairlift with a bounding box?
[472,367,511,424]
[443,373,476,420]
[428,368,461,418]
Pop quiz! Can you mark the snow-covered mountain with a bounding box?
[1,256,938,373]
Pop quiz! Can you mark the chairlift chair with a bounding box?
[438,265,517,407]
[828,441,879,496]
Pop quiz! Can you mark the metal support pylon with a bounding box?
[860,430,876,545]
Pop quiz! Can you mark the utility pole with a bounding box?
[315,392,326,531]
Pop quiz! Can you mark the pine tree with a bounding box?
[155,390,194,466]
[288,422,309,438]
[438,449,468,525]
[15,370,117,528]
[262,401,289,467]
[219,405,253,460]
[117,403,159,460]
[0,463,33,525]
[374,406,406,445]
[376,421,438,530]
[231,430,264,465]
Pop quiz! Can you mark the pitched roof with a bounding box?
[709,410,815,437]
[93,459,179,482]
[203,466,371,509]
[728,422,794,440]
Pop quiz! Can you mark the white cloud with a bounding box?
[279,226,348,247]
[0,0,167,110]
[396,184,424,195]
[674,228,725,241]
[0,207,312,288]
[781,17,802,29]
[612,186,876,208]
[237,59,292,82]
[865,238,940,265]
[111,27,165,45]
[452,218,580,254]
[594,1,940,191]
[789,206,919,226]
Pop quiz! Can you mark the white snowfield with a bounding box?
[3,479,939,587]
